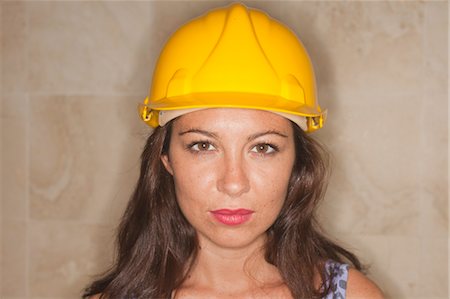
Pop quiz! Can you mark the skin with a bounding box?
[162,108,296,298]
[90,108,385,299]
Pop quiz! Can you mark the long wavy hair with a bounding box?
[82,120,362,299]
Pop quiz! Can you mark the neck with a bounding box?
[181,235,284,294]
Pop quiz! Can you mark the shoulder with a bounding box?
[88,294,104,299]
[346,268,385,299]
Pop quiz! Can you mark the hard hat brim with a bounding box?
[141,92,326,132]
[148,92,324,117]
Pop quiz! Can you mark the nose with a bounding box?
[216,153,250,198]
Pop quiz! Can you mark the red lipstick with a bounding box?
[210,209,254,226]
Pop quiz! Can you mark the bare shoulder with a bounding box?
[346,268,385,299]
[88,294,104,299]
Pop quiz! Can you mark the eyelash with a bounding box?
[186,141,217,152]
[186,140,279,155]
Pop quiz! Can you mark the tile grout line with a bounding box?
[416,3,427,297]
[0,1,3,295]
[447,0,450,295]
[25,2,30,297]
[13,92,148,97]
[420,2,430,239]
[418,0,425,237]
[25,94,30,298]
[413,4,428,293]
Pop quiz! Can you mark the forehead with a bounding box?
[172,108,293,133]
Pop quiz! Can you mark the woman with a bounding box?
[83,3,384,299]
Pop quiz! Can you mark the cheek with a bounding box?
[169,157,216,212]
[260,180,289,213]
[251,159,294,212]
[261,152,293,180]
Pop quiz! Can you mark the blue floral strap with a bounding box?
[322,259,350,299]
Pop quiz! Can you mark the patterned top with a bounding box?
[323,259,350,299]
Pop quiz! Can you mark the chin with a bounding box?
[199,229,267,250]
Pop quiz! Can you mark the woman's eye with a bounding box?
[190,142,216,152]
[251,144,277,154]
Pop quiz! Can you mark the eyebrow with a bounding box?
[178,128,288,141]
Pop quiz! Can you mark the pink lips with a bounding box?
[210,209,254,226]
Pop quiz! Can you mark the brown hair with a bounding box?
[82,121,362,299]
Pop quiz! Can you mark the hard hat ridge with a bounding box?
[193,3,280,96]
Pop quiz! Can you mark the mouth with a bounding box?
[209,209,254,226]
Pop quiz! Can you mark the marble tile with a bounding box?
[237,1,284,19]
[415,237,448,298]
[27,1,153,94]
[1,2,27,93]
[29,220,114,297]
[280,1,424,100]
[383,236,421,298]
[318,92,422,235]
[1,220,27,297]
[148,0,230,34]
[0,2,2,96]
[0,91,2,296]
[417,1,448,238]
[30,95,145,224]
[417,173,448,237]
[418,95,447,185]
[146,1,230,78]
[373,236,420,298]
[332,234,390,294]
[327,234,444,298]
[2,95,27,221]
[376,236,448,299]
[0,88,28,297]
[423,2,448,96]
[0,25,2,290]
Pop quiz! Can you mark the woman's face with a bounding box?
[161,108,296,250]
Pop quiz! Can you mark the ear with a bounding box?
[161,154,174,175]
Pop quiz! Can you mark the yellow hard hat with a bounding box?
[139,2,326,132]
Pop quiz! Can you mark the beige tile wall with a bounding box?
[1,1,447,298]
